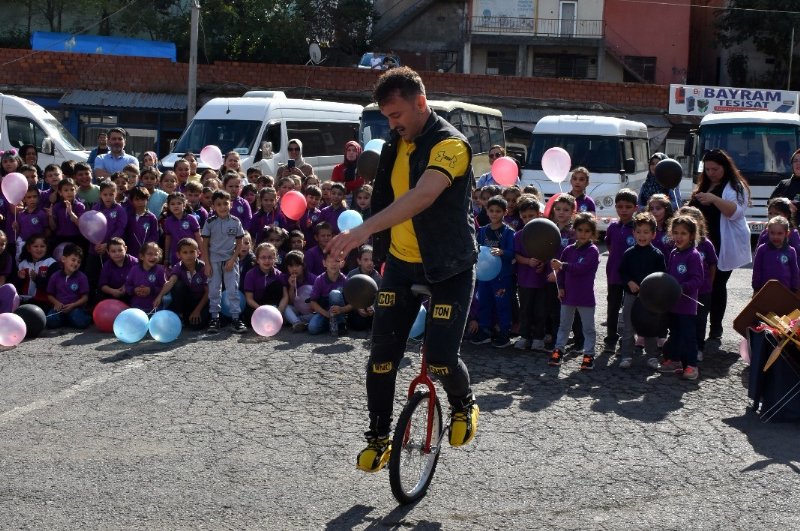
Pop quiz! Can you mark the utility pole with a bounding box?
[187,0,200,125]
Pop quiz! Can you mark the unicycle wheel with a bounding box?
[388,390,443,504]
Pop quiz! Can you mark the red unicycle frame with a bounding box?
[403,340,440,453]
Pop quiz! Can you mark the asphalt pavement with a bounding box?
[1,260,799,529]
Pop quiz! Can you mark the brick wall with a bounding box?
[0,48,669,111]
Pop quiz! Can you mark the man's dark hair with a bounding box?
[373,66,426,105]
[107,127,127,138]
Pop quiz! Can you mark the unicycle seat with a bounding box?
[411,284,431,298]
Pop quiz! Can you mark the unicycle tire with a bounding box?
[388,390,443,504]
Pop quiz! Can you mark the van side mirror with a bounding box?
[623,158,635,174]
[41,137,54,156]
[684,133,695,157]
[261,141,273,160]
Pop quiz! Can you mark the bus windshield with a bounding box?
[698,123,800,176]
[173,119,262,155]
[527,135,621,174]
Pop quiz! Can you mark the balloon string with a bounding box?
[681,293,705,307]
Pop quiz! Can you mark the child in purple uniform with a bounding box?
[603,188,638,352]
[319,182,347,234]
[224,173,253,230]
[648,193,675,258]
[300,185,323,246]
[98,237,138,303]
[242,242,288,327]
[568,167,596,214]
[549,213,600,370]
[308,251,350,335]
[14,185,49,262]
[45,243,91,329]
[125,187,160,259]
[282,250,315,331]
[546,193,577,349]
[501,186,523,231]
[304,221,333,278]
[0,230,11,285]
[48,178,86,246]
[346,244,383,332]
[657,215,704,380]
[163,192,202,267]
[752,215,800,293]
[154,238,210,329]
[125,242,166,312]
[87,181,128,299]
[250,187,281,236]
[758,197,800,267]
[184,181,209,228]
[513,196,547,351]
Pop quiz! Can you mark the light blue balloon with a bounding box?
[338,209,363,232]
[148,310,182,343]
[476,245,501,281]
[113,308,150,344]
[409,305,427,339]
[220,290,246,318]
[364,138,385,154]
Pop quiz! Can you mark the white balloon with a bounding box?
[542,147,572,184]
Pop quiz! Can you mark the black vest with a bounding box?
[371,111,477,283]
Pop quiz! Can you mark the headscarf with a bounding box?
[342,141,362,182]
[287,138,307,167]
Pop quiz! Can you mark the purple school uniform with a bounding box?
[556,242,600,307]
[98,254,138,290]
[169,260,208,297]
[38,189,55,210]
[280,271,315,289]
[126,210,160,259]
[0,191,8,232]
[319,205,346,233]
[758,228,800,267]
[605,220,635,285]
[752,242,800,292]
[696,238,718,295]
[667,246,703,315]
[0,251,12,279]
[574,194,596,213]
[503,213,522,232]
[125,264,166,311]
[51,200,86,238]
[231,196,252,231]
[47,270,89,305]
[243,266,283,302]
[652,227,674,258]
[17,208,48,241]
[250,208,281,236]
[189,204,208,229]
[309,271,346,301]
[300,207,322,244]
[163,214,200,264]
[514,230,546,289]
[90,203,128,255]
[304,245,325,278]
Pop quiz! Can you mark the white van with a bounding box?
[521,115,650,230]
[162,91,362,179]
[0,93,88,166]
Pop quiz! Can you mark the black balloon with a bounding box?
[356,150,380,182]
[639,272,682,313]
[521,218,562,261]
[631,297,668,338]
[13,304,47,340]
[654,158,683,189]
[343,274,379,309]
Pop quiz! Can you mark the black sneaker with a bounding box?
[231,318,247,334]
[470,329,492,345]
[492,332,512,348]
[338,323,348,336]
[207,317,221,334]
[548,349,563,366]
[580,354,595,371]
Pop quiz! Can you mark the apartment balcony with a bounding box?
[469,16,604,46]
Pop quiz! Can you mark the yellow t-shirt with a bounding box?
[389,137,470,262]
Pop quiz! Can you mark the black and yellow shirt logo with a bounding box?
[431,304,453,320]
[429,364,450,376]
[377,291,396,307]
[434,150,458,169]
[372,362,393,374]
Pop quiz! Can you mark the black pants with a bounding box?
[605,283,624,344]
[708,269,732,339]
[366,256,474,435]
[168,281,210,330]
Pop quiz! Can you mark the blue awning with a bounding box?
[32,32,176,62]
[59,90,186,111]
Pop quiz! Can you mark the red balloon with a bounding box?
[93,299,129,333]
[281,191,307,221]
[491,156,519,186]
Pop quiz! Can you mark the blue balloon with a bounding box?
[476,246,501,281]
[113,308,150,344]
[364,138,385,154]
[409,305,426,339]
[338,210,363,232]
[148,310,182,343]
[220,290,246,318]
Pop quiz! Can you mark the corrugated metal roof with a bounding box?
[59,90,186,111]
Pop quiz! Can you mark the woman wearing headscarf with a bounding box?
[638,152,682,211]
[331,141,364,201]
[277,138,314,179]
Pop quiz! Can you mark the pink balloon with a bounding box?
[200,145,224,168]
[0,313,26,347]
[281,191,307,221]
[1,172,28,205]
[78,211,108,245]
[52,242,68,261]
[491,156,519,186]
[294,284,313,315]
[542,147,572,184]
[251,305,283,337]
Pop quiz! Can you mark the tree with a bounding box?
[717,1,800,88]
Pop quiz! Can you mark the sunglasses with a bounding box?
[488,153,502,159]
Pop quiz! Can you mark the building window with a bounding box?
[486,50,517,75]
[533,54,595,79]
[624,56,657,83]
[559,1,577,37]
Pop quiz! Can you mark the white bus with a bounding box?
[360,100,505,176]
[521,115,652,230]
[162,91,363,179]
[687,111,800,234]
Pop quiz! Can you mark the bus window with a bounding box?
[488,115,505,147]
[461,112,481,154]
[633,140,649,172]
[476,113,491,153]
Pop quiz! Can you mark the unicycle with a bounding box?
[388,284,445,504]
